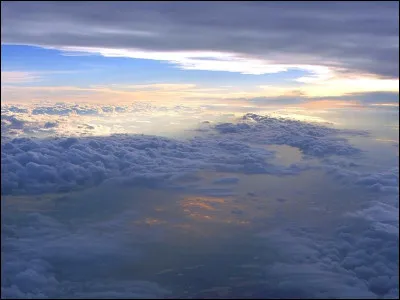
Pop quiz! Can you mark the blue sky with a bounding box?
[2,45,308,88]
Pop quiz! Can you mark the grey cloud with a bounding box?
[7,102,200,117]
[5,106,29,114]
[1,102,210,139]
[215,113,368,157]
[246,91,399,106]
[255,167,398,298]
[32,106,74,116]
[32,104,99,116]
[333,92,400,105]
[259,210,399,298]
[249,95,307,106]
[1,113,366,195]
[44,121,58,128]
[102,106,114,113]
[1,115,26,130]
[326,165,399,194]
[1,113,59,137]
[1,207,170,298]
[1,2,398,78]
[212,177,240,185]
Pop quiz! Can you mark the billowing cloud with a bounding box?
[214,113,368,157]
[326,165,399,194]
[254,159,399,298]
[0,102,214,138]
[1,109,398,299]
[258,202,399,298]
[1,198,170,298]
[1,2,398,78]
[1,112,368,195]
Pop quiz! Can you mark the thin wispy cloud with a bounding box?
[1,71,40,84]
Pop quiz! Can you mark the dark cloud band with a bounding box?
[2,2,398,78]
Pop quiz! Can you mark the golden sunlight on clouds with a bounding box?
[370,103,399,107]
[260,76,399,98]
[299,100,362,110]
[299,77,399,97]
[179,195,249,225]
[1,83,259,105]
[1,73,398,108]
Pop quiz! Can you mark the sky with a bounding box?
[1,1,399,107]
[1,2,399,300]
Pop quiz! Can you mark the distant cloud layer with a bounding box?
[2,2,398,78]
[1,71,39,84]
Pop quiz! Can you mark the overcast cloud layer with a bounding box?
[2,1,399,78]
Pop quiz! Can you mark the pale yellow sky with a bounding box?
[1,70,399,108]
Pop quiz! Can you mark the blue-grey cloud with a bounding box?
[255,163,399,298]
[1,205,170,299]
[1,113,367,195]
[249,95,307,106]
[1,2,398,78]
[215,113,368,157]
[1,109,398,300]
[246,91,399,106]
[44,121,58,129]
[212,177,240,185]
[258,206,399,298]
[326,165,399,194]
[335,91,399,105]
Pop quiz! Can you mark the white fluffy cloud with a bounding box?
[0,102,210,138]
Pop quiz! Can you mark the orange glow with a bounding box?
[182,201,216,211]
[179,195,251,226]
[182,196,226,204]
[135,218,166,226]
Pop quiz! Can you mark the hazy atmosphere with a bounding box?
[1,1,399,299]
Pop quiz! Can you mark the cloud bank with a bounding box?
[1,113,368,195]
[1,109,398,299]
